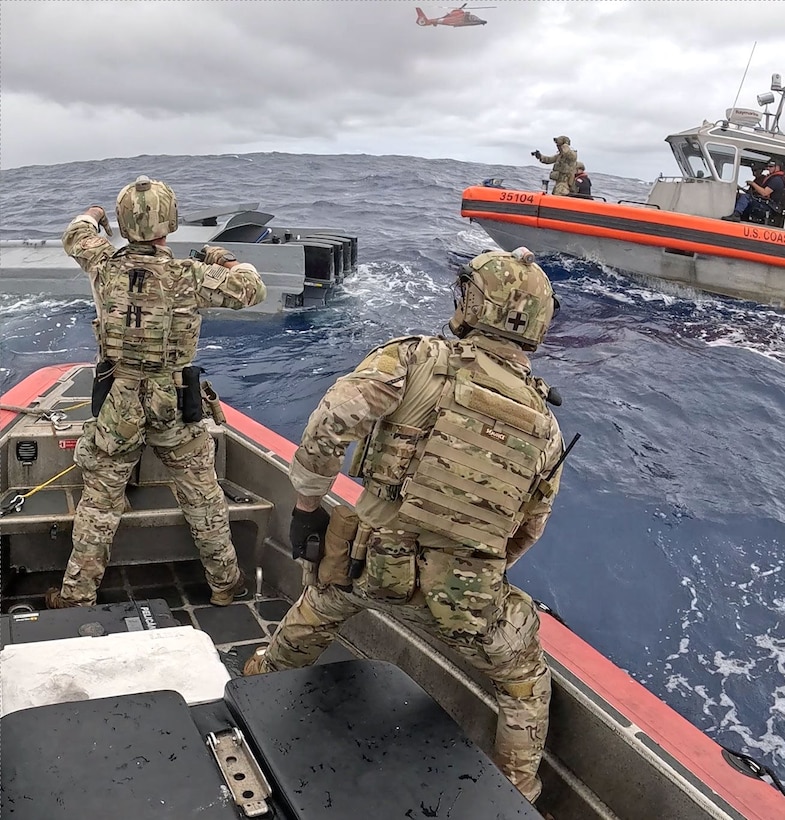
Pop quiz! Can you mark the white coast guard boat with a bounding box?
[1,364,784,819]
[0,204,359,312]
[462,72,785,306]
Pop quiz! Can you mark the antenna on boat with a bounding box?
[730,41,757,112]
[770,73,784,134]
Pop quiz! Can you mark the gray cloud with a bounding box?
[1,0,783,181]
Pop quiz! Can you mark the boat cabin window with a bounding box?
[739,149,775,183]
[705,143,737,182]
[670,137,711,180]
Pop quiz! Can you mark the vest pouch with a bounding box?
[94,380,145,456]
[146,379,179,430]
[318,505,358,589]
[418,548,506,641]
[180,366,205,423]
[361,420,424,500]
[398,374,549,557]
[91,360,115,418]
[549,169,559,181]
[354,529,418,603]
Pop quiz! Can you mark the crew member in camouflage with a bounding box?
[534,135,578,196]
[46,176,266,609]
[243,249,565,804]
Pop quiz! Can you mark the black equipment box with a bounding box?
[226,660,542,818]
[0,598,178,647]
[1,690,239,820]
[1,659,543,819]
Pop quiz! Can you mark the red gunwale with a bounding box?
[222,404,362,504]
[0,364,80,434]
[3,366,783,818]
[538,616,784,819]
[226,380,785,818]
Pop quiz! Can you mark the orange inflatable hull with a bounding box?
[461,187,785,269]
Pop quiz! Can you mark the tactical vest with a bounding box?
[552,148,577,178]
[353,338,556,558]
[98,247,201,371]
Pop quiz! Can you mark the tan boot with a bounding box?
[209,570,247,606]
[45,587,83,609]
[242,646,268,676]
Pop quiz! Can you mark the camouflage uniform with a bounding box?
[252,277,564,805]
[53,203,266,606]
[537,136,578,196]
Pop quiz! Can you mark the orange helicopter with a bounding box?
[415,4,494,27]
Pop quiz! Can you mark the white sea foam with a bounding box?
[341,262,445,315]
[0,295,91,319]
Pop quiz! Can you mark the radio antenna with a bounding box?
[731,42,757,111]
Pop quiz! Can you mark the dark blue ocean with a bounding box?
[1,153,784,783]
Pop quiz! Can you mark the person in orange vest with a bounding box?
[571,162,592,198]
[723,159,784,222]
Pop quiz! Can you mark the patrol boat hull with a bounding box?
[0,203,359,313]
[461,187,785,307]
[2,364,784,820]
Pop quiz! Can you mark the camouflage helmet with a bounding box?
[449,248,559,350]
[553,135,571,146]
[576,161,585,171]
[116,175,178,242]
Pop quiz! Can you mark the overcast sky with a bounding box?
[1,0,783,180]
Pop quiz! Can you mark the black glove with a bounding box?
[532,150,542,160]
[290,506,330,562]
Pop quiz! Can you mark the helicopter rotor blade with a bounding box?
[437,3,494,10]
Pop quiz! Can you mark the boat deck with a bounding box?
[1,561,355,674]
[4,364,784,820]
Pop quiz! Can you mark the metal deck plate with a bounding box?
[0,690,239,819]
[226,659,543,819]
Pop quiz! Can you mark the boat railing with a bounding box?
[618,200,661,209]
[655,175,717,184]
[567,193,608,202]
